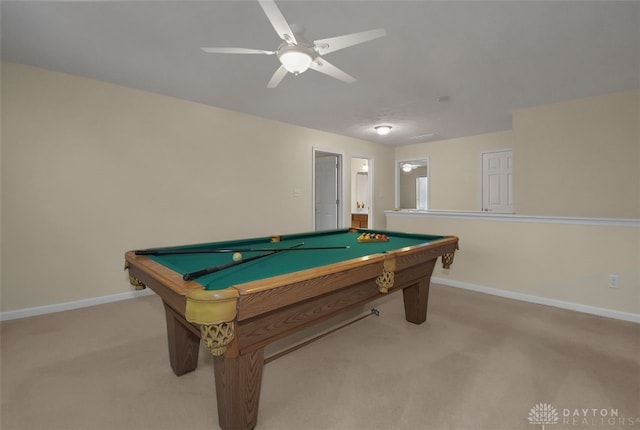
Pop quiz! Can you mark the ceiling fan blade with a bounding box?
[267,65,288,88]
[258,0,297,45]
[309,58,356,83]
[200,47,275,55]
[313,28,386,56]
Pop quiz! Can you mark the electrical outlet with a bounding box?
[609,274,619,288]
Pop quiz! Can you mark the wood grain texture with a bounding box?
[163,304,200,376]
[214,349,264,430]
[236,261,384,321]
[391,239,458,271]
[125,259,191,314]
[402,260,437,324]
[234,237,458,321]
[235,261,438,354]
[124,234,459,430]
[125,251,205,298]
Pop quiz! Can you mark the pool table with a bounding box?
[125,228,458,430]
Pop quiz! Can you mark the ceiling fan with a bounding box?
[201,0,386,88]
[401,163,420,173]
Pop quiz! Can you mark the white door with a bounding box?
[314,153,340,230]
[482,150,513,213]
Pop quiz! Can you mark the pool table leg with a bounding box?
[163,303,200,376]
[213,349,265,430]
[402,260,436,324]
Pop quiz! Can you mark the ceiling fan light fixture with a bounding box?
[278,48,313,75]
[375,125,392,136]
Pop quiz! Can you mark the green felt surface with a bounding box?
[146,229,445,291]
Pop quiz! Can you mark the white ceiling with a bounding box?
[2,1,639,146]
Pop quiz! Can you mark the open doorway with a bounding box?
[313,149,342,231]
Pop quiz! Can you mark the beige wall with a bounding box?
[396,131,513,211]
[395,91,639,218]
[0,62,394,311]
[390,90,640,317]
[387,214,640,316]
[2,62,638,318]
[514,91,640,218]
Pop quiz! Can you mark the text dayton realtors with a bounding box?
[562,408,640,427]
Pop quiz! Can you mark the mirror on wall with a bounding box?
[396,159,429,210]
[351,157,370,228]
[356,173,368,209]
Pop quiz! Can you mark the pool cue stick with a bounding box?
[135,245,349,256]
[182,242,304,281]
[264,308,380,364]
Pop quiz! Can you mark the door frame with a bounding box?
[312,147,344,230]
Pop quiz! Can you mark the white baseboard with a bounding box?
[433,277,640,324]
[2,280,638,324]
[0,288,156,321]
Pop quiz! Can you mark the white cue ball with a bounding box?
[232,252,243,262]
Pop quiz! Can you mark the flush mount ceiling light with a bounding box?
[375,125,392,136]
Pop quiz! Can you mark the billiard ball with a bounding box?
[232,252,243,262]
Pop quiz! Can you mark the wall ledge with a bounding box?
[434,277,640,324]
[386,210,640,227]
[0,288,156,321]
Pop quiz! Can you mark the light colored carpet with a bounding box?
[1,284,638,430]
